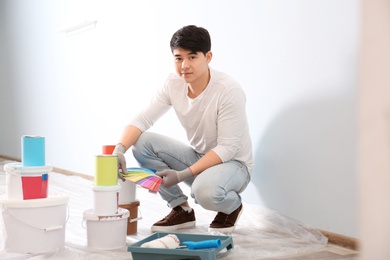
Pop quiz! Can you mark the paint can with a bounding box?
[4,163,52,200]
[83,208,129,250]
[118,179,136,204]
[102,145,116,155]
[21,135,45,166]
[21,173,49,200]
[0,193,69,254]
[95,155,118,186]
[92,185,120,215]
[119,200,141,235]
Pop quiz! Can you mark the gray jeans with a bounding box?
[132,132,250,214]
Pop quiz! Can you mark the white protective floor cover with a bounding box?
[0,160,327,259]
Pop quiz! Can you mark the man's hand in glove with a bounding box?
[112,143,127,181]
[156,168,193,188]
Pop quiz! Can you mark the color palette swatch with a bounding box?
[122,167,162,193]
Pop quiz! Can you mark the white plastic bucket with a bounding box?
[4,163,52,200]
[83,208,129,250]
[118,180,136,204]
[5,171,23,200]
[92,185,120,215]
[0,193,69,254]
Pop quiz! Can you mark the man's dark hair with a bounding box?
[170,25,211,55]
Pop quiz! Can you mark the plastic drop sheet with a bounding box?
[0,160,327,259]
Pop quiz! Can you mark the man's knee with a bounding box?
[192,181,224,209]
[132,132,153,157]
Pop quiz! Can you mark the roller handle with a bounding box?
[182,239,222,250]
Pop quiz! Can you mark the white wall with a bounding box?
[0,0,359,237]
[359,0,390,258]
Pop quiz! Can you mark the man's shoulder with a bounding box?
[210,69,241,90]
[165,73,185,85]
[161,73,186,96]
[166,72,180,80]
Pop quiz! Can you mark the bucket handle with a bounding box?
[5,214,65,232]
[129,207,143,223]
[44,226,64,231]
[3,203,69,232]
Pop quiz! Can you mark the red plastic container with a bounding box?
[102,145,115,155]
[21,174,48,200]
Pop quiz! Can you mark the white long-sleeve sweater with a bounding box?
[130,69,254,174]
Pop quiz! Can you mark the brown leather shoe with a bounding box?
[151,206,196,232]
[208,204,243,233]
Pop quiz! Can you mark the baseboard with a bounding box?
[0,154,94,181]
[0,154,20,162]
[0,154,360,251]
[320,230,359,251]
[52,166,94,181]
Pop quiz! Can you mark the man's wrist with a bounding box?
[178,168,193,182]
[113,143,126,154]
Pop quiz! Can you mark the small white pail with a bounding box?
[0,193,69,254]
[92,185,120,215]
[118,180,136,204]
[4,163,52,200]
[83,208,129,250]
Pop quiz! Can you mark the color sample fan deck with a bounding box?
[122,168,162,192]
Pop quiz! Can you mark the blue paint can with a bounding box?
[21,135,46,166]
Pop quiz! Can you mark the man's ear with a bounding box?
[206,51,213,63]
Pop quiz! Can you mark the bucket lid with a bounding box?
[3,162,52,175]
[92,184,121,192]
[0,193,69,208]
[83,208,130,221]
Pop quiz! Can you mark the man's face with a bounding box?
[173,48,212,85]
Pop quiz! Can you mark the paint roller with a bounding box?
[140,234,222,250]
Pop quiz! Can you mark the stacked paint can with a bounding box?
[93,154,120,215]
[102,145,141,235]
[5,136,51,200]
[118,180,141,235]
[83,149,130,250]
[1,135,69,254]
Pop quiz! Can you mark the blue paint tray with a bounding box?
[128,232,234,260]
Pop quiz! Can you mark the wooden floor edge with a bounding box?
[320,230,359,251]
[52,166,94,181]
[0,155,20,162]
[1,154,360,251]
[0,154,94,181]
